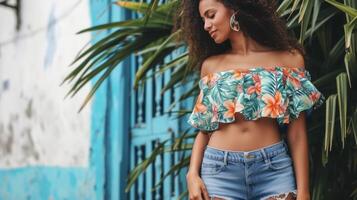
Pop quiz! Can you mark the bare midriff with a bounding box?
[206,113,282,151]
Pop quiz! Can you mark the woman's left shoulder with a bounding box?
[279,49,305,69]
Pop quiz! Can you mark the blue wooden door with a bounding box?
[90,0,188,199]
[127,2,187,198]
[129,0,183,200]
[128,51,187,200]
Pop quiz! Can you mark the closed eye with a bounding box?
[202,10,216,22]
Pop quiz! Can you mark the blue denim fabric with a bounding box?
[200,140,297,200]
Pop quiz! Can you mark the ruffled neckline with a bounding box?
[199,66,307,84]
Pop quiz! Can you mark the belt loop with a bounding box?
[260,148,268,164]
[223,151,228,166]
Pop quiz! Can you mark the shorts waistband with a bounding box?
[204,140,288,163]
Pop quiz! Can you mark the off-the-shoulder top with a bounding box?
[187,66,325,132]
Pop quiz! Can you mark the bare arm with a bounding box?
[186,131,211,199]
[286,112,310,200]
[187,57,213,176]
[187,131,210,176]
[285,50,310,199]
[185,58,213,199]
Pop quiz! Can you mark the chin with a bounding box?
[213,37,225,44]
[212,34,228,44]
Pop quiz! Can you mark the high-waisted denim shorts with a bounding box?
[200,140,297,200]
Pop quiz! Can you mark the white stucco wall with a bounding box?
[0,0,92,168]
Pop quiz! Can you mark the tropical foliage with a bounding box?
[62,0,357,199]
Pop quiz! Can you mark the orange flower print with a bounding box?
[298,71,306,78]
[289,76,302,89]
[282,68,291,78]
[247,74,261,95]
[255,82,262,94]
[262,91,284,117]
[233,70,245,80]
[309,91,321,102]
[291,68,306,79]
[247,84,261,95]
[252,74,260,82]
[235,100,244,112]
[193,91,207,114]
[282,67,301,89]
[202,73,219,88]
[291,68,300,74]
[223,100,235,118]
[247,86,255,94]
[265,66,277,72]
[236,84,243,93]
[211,103,219,122]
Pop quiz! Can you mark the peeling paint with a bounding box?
[4,130,13,154]
[21,128,40,161]
[0,0,113,199]
[2,80,9,91]
[44,4,57,69]
[0,123,13,155]
[0,0,91,169]
[25,99,33,119]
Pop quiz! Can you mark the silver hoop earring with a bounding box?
[230,10,240,32]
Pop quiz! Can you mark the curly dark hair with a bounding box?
[173,0,306,72]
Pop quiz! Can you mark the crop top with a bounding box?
[187,66,326,132]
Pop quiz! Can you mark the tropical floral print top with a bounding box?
[187,66,325,132]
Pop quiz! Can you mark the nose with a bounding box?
[204,21,212,32]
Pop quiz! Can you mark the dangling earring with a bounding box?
[230,10,240,32]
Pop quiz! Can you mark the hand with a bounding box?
[186,171,210,200]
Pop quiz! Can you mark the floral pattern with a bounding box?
[187,66,325,132]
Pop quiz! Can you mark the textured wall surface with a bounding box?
[0,0,106,199]
[0,0,91,168]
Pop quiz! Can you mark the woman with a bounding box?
[176,0,325,199]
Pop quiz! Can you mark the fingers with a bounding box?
[189,193,203,200]
[202,186,210,200]
[188,188,209,200]
[187,176,211,200]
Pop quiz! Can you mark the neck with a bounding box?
[228,32,271,55]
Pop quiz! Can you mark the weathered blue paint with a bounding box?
[104,3,131,200]
[0,166,97,200]
[44,3,57,69]
[89,0,132,199]
[88,0,112,199]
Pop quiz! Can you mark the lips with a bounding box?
[209,30,216,37]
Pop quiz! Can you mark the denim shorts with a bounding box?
[200,140,297,200]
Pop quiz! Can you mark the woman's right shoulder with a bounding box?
[200,55,220,78]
